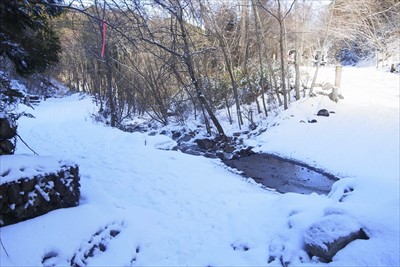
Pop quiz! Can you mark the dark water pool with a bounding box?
[224,154,338,195]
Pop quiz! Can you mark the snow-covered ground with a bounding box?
[1,67,399,266]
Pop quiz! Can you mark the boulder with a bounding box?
[0,116,17,155]
[223,145,236,153]
[317,109,330,117]
[171,130,181,140]
[249,123,257,131]
[179,133,194,143]
[195,138,217,151]
[304,214,369,262]
[0,117,17,140]
[0,139,15,155]
[231,147,254,159]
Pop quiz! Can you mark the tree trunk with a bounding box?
[201,105,212,135]
[105,52,116,127]
[310,0,336,95]
[279,18,288,110]
[178,12,225,137]
[225,97,233,125]
[294,0,301,100]
[252,0,268,116]
[220,43,243,129]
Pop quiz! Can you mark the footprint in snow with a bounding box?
[42,250,59,267]
[70,221,124,267]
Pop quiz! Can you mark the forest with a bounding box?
[1,0,399,133]
[1,1,400,266]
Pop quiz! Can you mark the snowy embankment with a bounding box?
[0,67,399,266]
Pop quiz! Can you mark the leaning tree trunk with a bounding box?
[220,42,243,130]
[178,12,225,137]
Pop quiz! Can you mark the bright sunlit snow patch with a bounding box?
[0,155,75,184]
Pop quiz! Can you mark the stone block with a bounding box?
[0,163,80,227]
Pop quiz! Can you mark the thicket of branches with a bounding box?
[323,0,399,66]
[51,0,399,135]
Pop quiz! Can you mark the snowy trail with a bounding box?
[8,95,295,266]
[1,67,399,266]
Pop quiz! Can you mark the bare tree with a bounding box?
[293,0,300,100]
[330,0,400,66]
[200,2,244,129]
[310,0,335,95]
[148,0,225,136]
[251,0,269,116]
[257,0,296,110]
[53,0,369,135]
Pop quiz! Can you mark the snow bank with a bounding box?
[1,155,75,184]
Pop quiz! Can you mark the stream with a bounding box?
[149,129,339,195]
[223,153,338,195]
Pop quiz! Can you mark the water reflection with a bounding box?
[224,154,338,195]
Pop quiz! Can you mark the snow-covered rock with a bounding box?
[0,115,17,155]
[304,214,369,262]
[0,155,80,226]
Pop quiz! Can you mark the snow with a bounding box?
[304,214,362,250]
[0,155,74,184]
[9,79,28,94]
[0,67,399,266]
[248,67,399,182]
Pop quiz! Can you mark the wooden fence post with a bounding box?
[329,65,343,103]
[335,65,342,88]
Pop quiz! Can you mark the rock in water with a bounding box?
[195,138,217,151]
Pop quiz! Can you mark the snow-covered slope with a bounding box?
[0,67,399,266]
[250,67,399,182]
